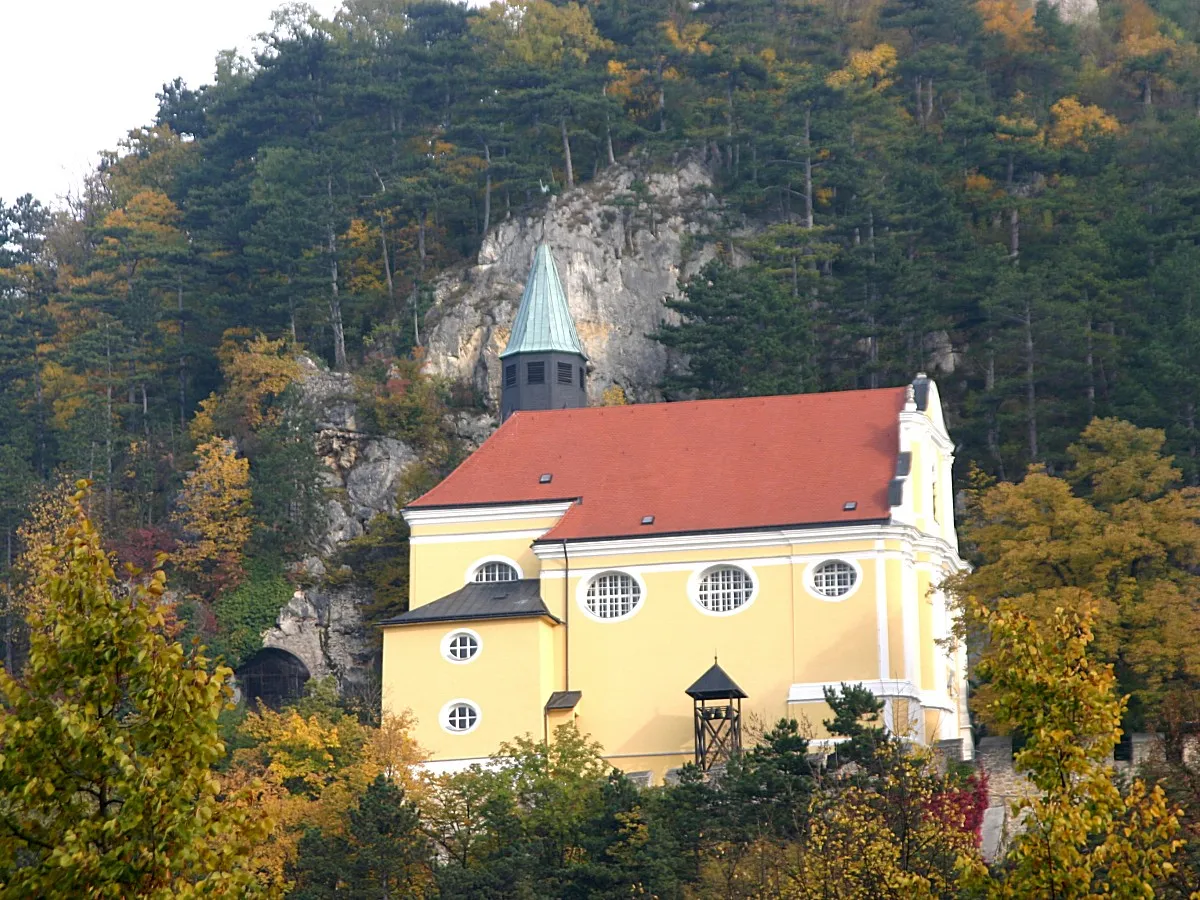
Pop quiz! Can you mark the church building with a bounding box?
[380,245,971,783]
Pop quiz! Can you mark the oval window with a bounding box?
[811,560,858,598]
[442,630,480,663]
[442,700,480,734]
[696,566,754,614]
[583,572,642,620]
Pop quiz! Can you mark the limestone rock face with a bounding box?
[261,584,373,689]
[424,154,721,410]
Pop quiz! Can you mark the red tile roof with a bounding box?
[409,388,908,541]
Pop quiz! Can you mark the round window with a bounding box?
[473,561,519,583]
[442,629,481,663]
[695,566,754,614]
[583,572,642,620]
[811,560,858,598]
[442,700,480,734]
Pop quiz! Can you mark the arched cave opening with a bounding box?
[236,648,311,709]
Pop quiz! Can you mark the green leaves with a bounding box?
[0,483,271,897]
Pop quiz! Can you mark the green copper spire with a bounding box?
[500,245,587,359]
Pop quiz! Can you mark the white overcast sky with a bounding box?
[1,0,345,207]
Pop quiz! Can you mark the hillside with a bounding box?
[3,0,1200,670]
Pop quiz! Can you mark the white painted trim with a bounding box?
[440,628,482,665]
[439,698,482,735]
[902,556,920,686]
[531,522,967,572]
[404,501,573,527]
[410,528,548,545]
[687,563,759,616]
[419,756,494,776]
[803,557,865,602]
[540,549,909,582]
[463,555,525,584]
[875,546,890,680]
[788,679,919,704]
[576,569,648,623]
[785,680,957,715]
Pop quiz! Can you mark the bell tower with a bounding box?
[500,245,588,421]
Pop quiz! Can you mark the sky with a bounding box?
[1,0,342,207]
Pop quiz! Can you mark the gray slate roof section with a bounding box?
[545,690,582,711]
[500,245,587,359]
[378,579,560,626]
[685,662,748,700]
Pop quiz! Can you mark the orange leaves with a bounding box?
[196,332,301,439]
[1049,97,1121,150]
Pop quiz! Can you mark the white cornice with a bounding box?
[787,679,957,714]
[533,522,967,571]
[403,501,574,528]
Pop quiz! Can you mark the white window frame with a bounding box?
[576,570,647,622]
[688,564,758,616]
[440,698,482,734]
[440,628,482,664]
[464,555,524,585]
[804,558,864,602]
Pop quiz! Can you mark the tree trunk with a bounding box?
[177,275,186,433]
[1085,312,1095,420]
[560,116,575,190]
[418,207,427,275]
[803,105,814,230]
[104,325,114,526]
[1024,298,1037,462]
[915,76,924,127]
[326,222,347,371]
[379,211,395,311]
[482,142,492,234]
[605,116,616,166]
[1009,207,1020,260]
[986,347,1005,480]
[657,58,666,133]
[326,175,347,370]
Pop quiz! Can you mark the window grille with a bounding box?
[585,572,641,619]
[812,560,857,597]
[446,703,478,732]
[474,561,518,583]
[446,632,479,661]
[557,362,573,384]
[697,567,753,612]
[579,366,585,389]
[527,361,545,384]
[505,364,516,387]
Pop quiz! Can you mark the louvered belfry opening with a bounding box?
[686,661,748,773]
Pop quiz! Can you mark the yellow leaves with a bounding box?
[965,172,997,194]
[826,44,897,92]
[660,18,713,56]
[199,332,301,439]
[975,0,1036,54]
[600,384,628,406]
[471,0,612,67]
[1049,97,1120,150]
[171,437,253,592]
[995,113,1042,142]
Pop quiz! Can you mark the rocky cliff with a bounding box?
[261,155,722,690]
[424,152,722,410]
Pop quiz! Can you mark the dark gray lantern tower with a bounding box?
[686,660,748,773]
[500,245,588,421]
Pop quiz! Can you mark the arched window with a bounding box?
[442,700,480,733]
[442,630,481,663]
[811,560,857,598]
[584,572,642,620]
[473,561,518,583]
[695,566,754,614]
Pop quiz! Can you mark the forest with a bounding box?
[5,0,1200,893]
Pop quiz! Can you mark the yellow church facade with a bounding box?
[379,247,970,783]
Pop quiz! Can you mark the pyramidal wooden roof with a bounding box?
[408,387,908,541]
[500,244,587,359]
[686,662,748,700]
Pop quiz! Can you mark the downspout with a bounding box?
[561,538,570,692]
